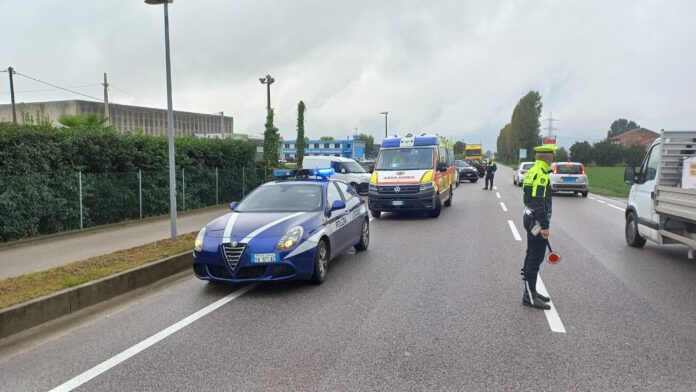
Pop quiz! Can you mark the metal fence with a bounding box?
[0,166,274,243]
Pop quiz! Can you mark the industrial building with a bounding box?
[0,99,233,137]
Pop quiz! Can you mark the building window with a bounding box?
[285,143,290,148]
[347,144,351,148]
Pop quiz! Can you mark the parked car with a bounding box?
[513,162,534,186]
[549,162,589,197]
[455,160,479,183]
[303,156,371,195]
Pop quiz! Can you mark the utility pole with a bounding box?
[102,73,110,126]
[8,67,17,123]
[380,111,388,138]
[544,111,558,138]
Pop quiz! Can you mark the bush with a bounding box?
[0,123,260,242]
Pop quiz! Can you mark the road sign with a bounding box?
[519,149,527,158]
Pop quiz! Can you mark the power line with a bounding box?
[1,84,100,95]
[109,85,158,107]
[13,71,102,101]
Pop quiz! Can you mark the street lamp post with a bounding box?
[380,111,389,138]
[145,0,177,240]
[259,74,275,110]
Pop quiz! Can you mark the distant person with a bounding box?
[482,160,497,190]
[521,145,556,310]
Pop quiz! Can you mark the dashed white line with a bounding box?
[507,220,522,241]
[49,284,258,392]
[607,204,624,211]
[493,186,498,190]
[536,277,566,333]
[500,202,508,212]
[597,200,606,204]
[588,196,596,200]
[496,192,501,199]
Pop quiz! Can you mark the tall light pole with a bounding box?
[380,111,389,138]
[145,0,177,240]
[259,74,274,110]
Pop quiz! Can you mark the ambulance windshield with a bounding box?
[376,148,434,171]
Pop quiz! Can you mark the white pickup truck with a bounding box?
[624,130,696,257]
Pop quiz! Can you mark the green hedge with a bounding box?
[0,123,268,242]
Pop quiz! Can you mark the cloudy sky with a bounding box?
[1,0,695,149]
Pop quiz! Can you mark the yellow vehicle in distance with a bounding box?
[464,144,483,161]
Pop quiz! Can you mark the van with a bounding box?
[368,133,456,218]
[303,156,371,194]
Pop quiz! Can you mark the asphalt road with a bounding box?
[1,165,696,391]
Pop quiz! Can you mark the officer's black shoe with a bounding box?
[482,187,488,190]
[534,292,550,302]
[522,294,551,310]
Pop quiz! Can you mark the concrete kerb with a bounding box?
[0,252,193,340]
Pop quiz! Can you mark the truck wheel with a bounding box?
[625,212,647,248]
[428,196,442,218]
[371,210,381,219]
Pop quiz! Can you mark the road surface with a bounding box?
[1,165,695,391]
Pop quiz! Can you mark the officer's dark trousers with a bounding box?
[485,174,494,189]
[522,214,546,295]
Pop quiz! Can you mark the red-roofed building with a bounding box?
[609,128,659,148]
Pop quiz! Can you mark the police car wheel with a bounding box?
[428,196,442,218]
[310,239,329,284]
[355,219,369,251]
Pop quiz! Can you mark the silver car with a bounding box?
[550,162,589,197]
[513,162,534,186]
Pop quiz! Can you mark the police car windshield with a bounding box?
[236,183,323,212]
[376,148,434,170]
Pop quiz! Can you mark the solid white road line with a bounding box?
[536,277,566,333]
[49,284,258,392]
[500,202,508,212]
[496,192,501,199]
[507,220,522,241]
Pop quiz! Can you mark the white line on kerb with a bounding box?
[507,220,522,241]
[49,284,258,392]
[536,277,566,333]
[500,202,508,212]
[496,192,501,199]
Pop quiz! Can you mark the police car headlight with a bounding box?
[194,227,206,252]
[420,181,434,191]
[276,226,303,251]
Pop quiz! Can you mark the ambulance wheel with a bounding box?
[355,218,370,251]
[428,197,442,218]
[310,239,329,284]
[371,209,381,219]
[444,186,453,207]
[625,212,646,248]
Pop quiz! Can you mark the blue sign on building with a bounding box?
[283,137,365,159]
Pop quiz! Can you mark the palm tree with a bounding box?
[58,113,112,130]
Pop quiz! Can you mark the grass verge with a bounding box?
[585,166,630,198]
[0,232,196,309]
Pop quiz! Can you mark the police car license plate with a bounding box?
[253,253,276,263]
[392,200,404,206]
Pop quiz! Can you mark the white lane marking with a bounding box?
[369,217,374,221]
[507,220,522,241]
[536,277,566,333]
[588,196,596,200]
[500,202,508,212]
[493,186,498,190]
[607,204,624,211]
[496,192,501,199]
[597,200,606,204]
[241,212,304,243]
[49,284,258,392]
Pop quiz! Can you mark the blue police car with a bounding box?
[193,169,370,284]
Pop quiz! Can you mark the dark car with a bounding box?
[455,160,479,183]
[465,159,485,177]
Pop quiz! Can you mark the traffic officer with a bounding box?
[482,159,497,190]
[521,145,556,310]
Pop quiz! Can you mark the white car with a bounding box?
[513,162,534,186]
[303,156,371,194]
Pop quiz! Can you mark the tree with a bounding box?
[592,140,624,166]
[319,136,335,140]
[296,101,306,167]
[263,108,280,166]
[454,141,466,155]
[555,147,569,162]
[607,118,640,139]
[358,133,375,158]
[624,143,647,167]
[569,141,592,164]
[510,91,543,161]
[58,113,112,130]
[496,122,515,163]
